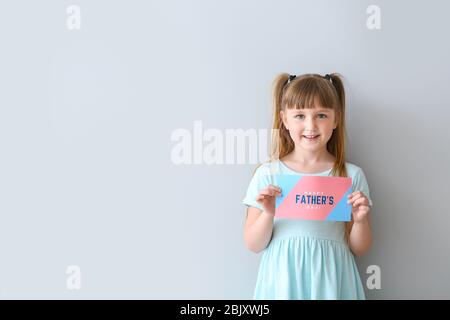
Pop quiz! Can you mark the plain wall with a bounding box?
[0,0,449,299]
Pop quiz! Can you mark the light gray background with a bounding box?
[0,0,449,299]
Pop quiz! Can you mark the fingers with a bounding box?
[260,185,282,197]
[256,194,274,203]
[351,197,368,207]
[348,192,369,207]
[347,191,366,202]
[256,185,282,202]
[348,191,364,200]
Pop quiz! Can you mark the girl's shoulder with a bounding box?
[344,161,364,175]
[251,160,276,177]
[344,162,367,178]
[254,158,288,173]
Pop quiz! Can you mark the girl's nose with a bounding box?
[305,117,317,128]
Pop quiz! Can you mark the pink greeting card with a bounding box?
[274,175,352,221]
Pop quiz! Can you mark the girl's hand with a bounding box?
[347,191,370,223]
[255,185,282,216]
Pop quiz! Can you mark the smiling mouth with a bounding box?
[302,135,320,140]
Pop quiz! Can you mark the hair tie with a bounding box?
[324,74,332,82]
[287,74,297,84]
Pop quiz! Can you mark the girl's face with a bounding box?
[280,104,337,153]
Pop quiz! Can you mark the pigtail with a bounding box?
[328,73,345,113]
[327,73,352,243]
[252,74,285,175]
[324,73,348,178]
[270,73,295,161]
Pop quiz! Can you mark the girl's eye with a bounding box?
[294,114,327,119]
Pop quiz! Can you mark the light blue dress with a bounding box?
[242,159,373,300]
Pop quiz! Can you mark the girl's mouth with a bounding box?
[302,135,320,141]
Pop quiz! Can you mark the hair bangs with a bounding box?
[283,77,337,111]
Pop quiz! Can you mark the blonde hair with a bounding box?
[267,72,353,242]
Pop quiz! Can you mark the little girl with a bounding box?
[242,73,373,300]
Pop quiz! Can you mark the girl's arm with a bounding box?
[244,207,274,253]
[348,214,372,256]
[243,185,281,253]
[347,191,373,256]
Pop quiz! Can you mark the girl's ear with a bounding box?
[280,110,289,130]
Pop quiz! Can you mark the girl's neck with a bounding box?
[283,148,335,167]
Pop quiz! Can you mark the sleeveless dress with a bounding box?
[242,159,373,300]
